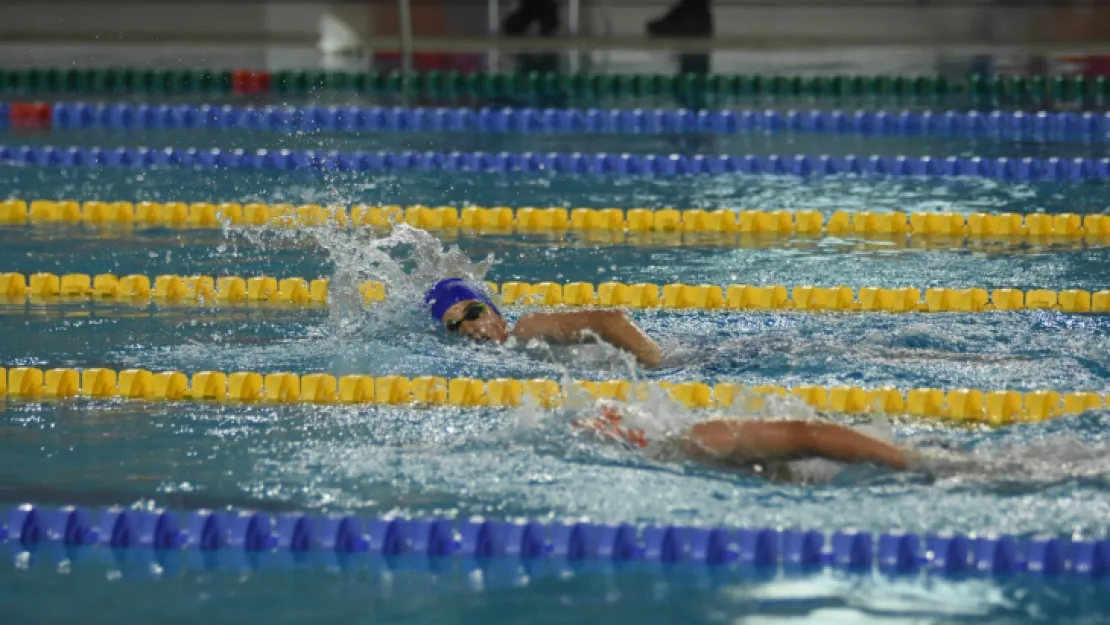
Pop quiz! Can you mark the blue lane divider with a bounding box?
[3,503,1109,578]
[2,143,1109,182]
[46,102,1110,142]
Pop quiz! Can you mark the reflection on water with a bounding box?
[0,545,1107,625]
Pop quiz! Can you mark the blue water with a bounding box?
[4,164,1110,214]
[12,548,1110,625]
[2,117,1110,623]
[9,127,1110,160]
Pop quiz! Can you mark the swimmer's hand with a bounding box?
[511,310,664,368]
[571,405,648,447]
[680,419,909,471]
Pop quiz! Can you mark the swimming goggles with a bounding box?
[444,302,486,333]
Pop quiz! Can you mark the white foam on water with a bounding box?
[914,431,1110,486]
[501,359,881,484]
[238,214,496,338]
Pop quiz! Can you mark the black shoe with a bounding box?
[503,6,533,35]
[503,0,559,36]
[535,1,559,36]
[646,4,713,37]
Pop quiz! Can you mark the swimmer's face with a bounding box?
[442,300,508,343]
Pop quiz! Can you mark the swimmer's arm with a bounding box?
[511,310,664,368]
[680,420,908,470]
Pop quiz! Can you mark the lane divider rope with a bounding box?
[40,102,1110,143]
[1,365,1104,424]
[3,199,1109,242]
[2,144,1108,182]
[2,69,1106,105]
[1,503,1103,578]
[0,271,1106,314]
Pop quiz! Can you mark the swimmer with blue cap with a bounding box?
[424,278,665,368]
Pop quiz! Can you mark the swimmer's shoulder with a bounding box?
[511,309,608,341]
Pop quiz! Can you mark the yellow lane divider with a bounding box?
[0,272,330,306]
[2,199,1109,242]
[1,271,1108,313]
[1,365,1105,425]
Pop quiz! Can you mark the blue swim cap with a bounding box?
[424,278,500,322]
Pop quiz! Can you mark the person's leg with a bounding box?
[504,0,559,36]
[647,0,713,37]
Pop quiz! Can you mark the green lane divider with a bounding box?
[1,69,1108,107]
[0,68,234,95]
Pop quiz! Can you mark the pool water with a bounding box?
[11,127,1110,161]
[2,106,1110,623]
[11,549,1110,625]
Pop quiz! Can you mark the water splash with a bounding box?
[915,428,1110,487]
[238,217,497,337]
[500,365,919,487]
[510,370,835,445]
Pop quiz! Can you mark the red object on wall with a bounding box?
[10,102,51,129]
[374,52,483,73]
[1081,56,1110,76]
[1059,55,1110,76]
[232,70,273,95]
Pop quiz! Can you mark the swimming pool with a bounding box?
[2,78,1110,623]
